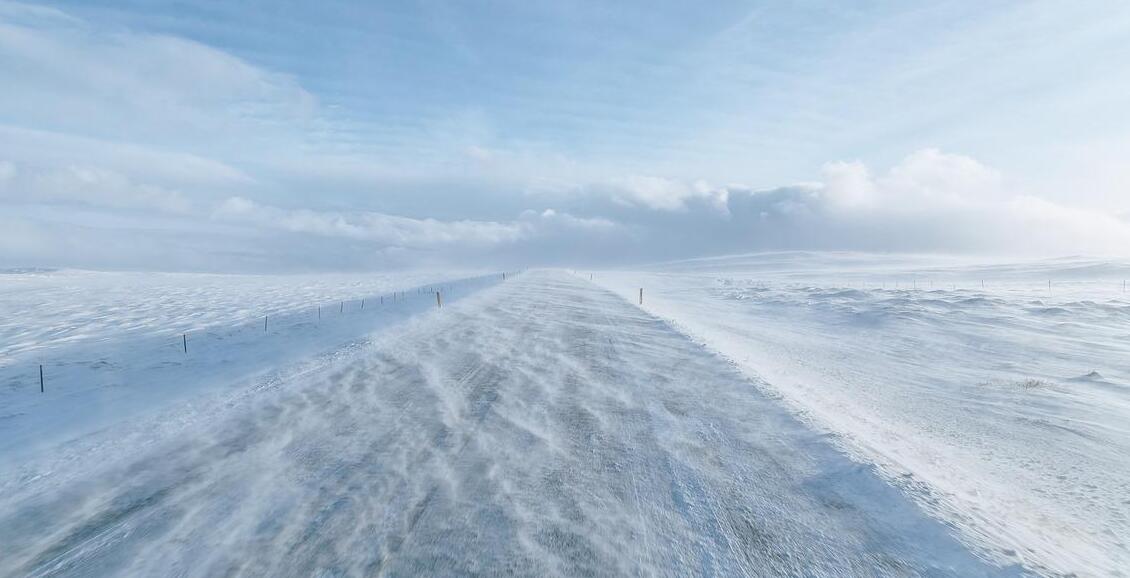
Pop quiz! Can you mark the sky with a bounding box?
[1,0,1129,271]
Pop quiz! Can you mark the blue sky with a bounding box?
[2,0,1129,271]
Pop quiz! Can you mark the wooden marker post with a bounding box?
[264,315,268,332]
[436,291,442,309]
[40,364,44,393]
[183,333,187,354]
[639,288,643,305]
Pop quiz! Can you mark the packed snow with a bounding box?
[590,252,1130,577]
[0,271,1021,577]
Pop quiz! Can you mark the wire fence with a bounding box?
[10,271,520,397]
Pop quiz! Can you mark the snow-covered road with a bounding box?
[0,271,1019,577]
[591,254,1130,577]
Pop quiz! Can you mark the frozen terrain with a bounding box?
[0,271,1023,577]
[0,269,477,362]
[592,253,1130,577]
[0,268,497,464]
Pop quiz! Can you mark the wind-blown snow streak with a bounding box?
[0,272,1017,577]
[592,253,1130,577]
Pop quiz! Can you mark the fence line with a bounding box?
[24,271,520,395]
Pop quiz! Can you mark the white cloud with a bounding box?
[2,0,1126,271]
[214,197,523,247]
[879,148,1003,206]
[0,126,254,189]
[198,149,1130,265]
[212,197,618,251]
[820,161,876,209]
[522,208,617,231]
[769,149,1130,255]
[0,160,192,213]
[4,146,1129,272]
[821,149,1004,212]
[0,4,296,221]
[0,3,318,155]
[0,160,15,182]
[607,175,729,212]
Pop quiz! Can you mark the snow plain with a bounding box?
[591,252,1130,577]
[0,268,495,464]
[0,269,478,363]
[0,270,1022,577]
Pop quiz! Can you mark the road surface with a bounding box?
[0,271,1020,577]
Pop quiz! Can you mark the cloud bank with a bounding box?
[5,146,1129,272]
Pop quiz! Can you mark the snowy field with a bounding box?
[0,269,479,363]
[0,271,1021,577]
[0,268,496,464]
[0,258,1123,576]
[592,253,1130,577]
